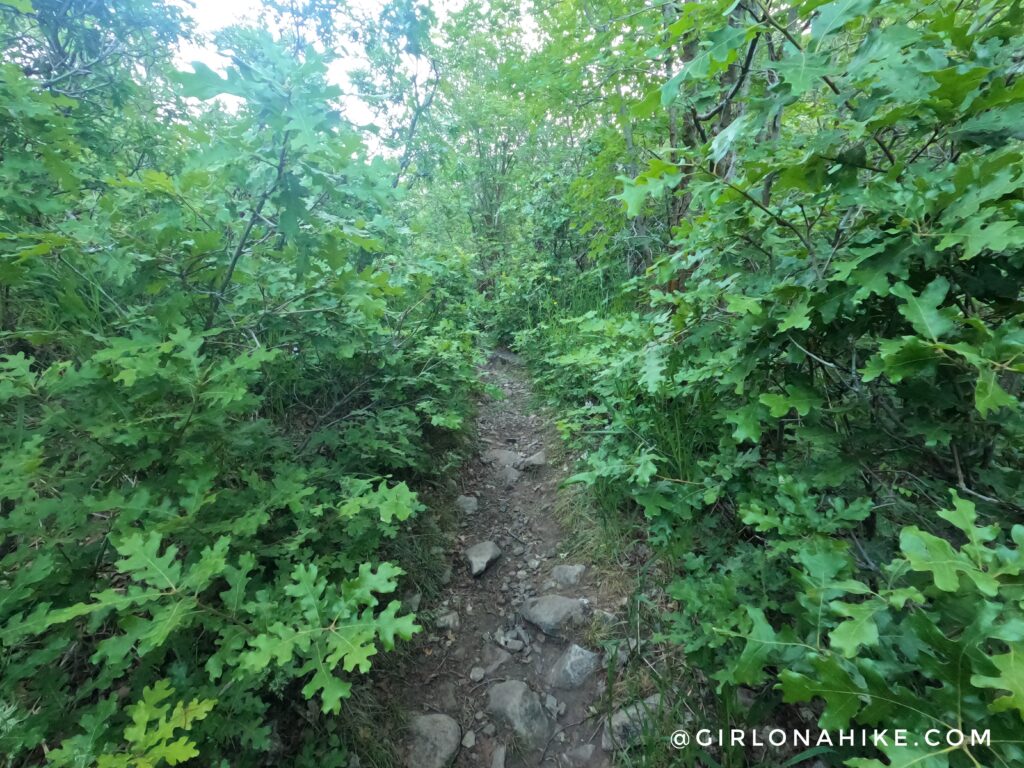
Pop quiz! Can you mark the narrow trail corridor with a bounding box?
[388,355,635,768]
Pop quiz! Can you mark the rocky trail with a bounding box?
[382,354,652,768]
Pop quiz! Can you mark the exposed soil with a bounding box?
[379,353,627,768]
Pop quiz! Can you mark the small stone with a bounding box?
[512,545,526,556]
[483,648,511,673]
[464,541,502,577]
[483,723,496,737]
[520,595,586,637]
[486,680,553,749]
[551,564,585,587]
[497,465,521,487]
[528,558,541,570]
[461,730,476,749]
[592,609,617,628]
[516,569,528,580]
[505,639,524,652]
[544,693,559,716]
[403,591,423,613]
[406,713,461,768]
[737,686,757,709]
[516,449,547,470]
[435,611,460,630]
[491,744,507,768]
[475,710,486,721]
[470,666,485,682]
[561,744,595,766]
[455,495,479,515]
[601,695,662,751]
[548,644,600,690]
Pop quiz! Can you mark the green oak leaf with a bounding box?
[890,278,954,341]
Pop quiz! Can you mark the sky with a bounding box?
[173,0,262,69]
[172,0,385,125]
[171,0,456,129]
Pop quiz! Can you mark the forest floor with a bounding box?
[375,353,638,768]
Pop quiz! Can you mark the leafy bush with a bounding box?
[0,6,477,766]
[480,0,1024,764]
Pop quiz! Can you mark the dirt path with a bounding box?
[387,354,628,768]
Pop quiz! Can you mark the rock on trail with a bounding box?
[464,541,501,576]
[602,694,662,751]
[551,564,585,587]
[406,713,461,768]
[454,495,479,515]
[520,595,586,637]
[486,680,554,749]
[548,644,600,690]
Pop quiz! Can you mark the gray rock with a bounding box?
[491,744,507,768]
[551,564,586,587]
[737,686,757,709]
[483,723,496,736]
[483,647,512,674]
[601,695,661,751]
[461,730,476,749]
[548,644,600,689]
[455,495,479,515]
[516,449,547,470]
[406,713,461,768]
[435,611,460,630]
[482,448,519,466]
[505,638,524,652]
[544,693,559,716]
[520,595,585,637]
[592,609,617,628]
[402,591,423,613]
[465,541,502,577]
[561,744,595,766]
[470,666,485,682]
[486,680,553,749]
[497,465,521,487]
[603,643,629,669]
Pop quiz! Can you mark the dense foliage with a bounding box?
[1,1,476,765]
[4,0,1024,765]
[402,0,1024,766]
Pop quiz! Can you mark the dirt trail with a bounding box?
[386,354,627,768]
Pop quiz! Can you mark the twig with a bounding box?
[695,34,761,121]
[205,142,288,330]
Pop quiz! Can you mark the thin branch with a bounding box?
[205,142,288,330]
[695,34,761,122]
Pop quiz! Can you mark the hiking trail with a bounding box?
[377,353,648,767]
